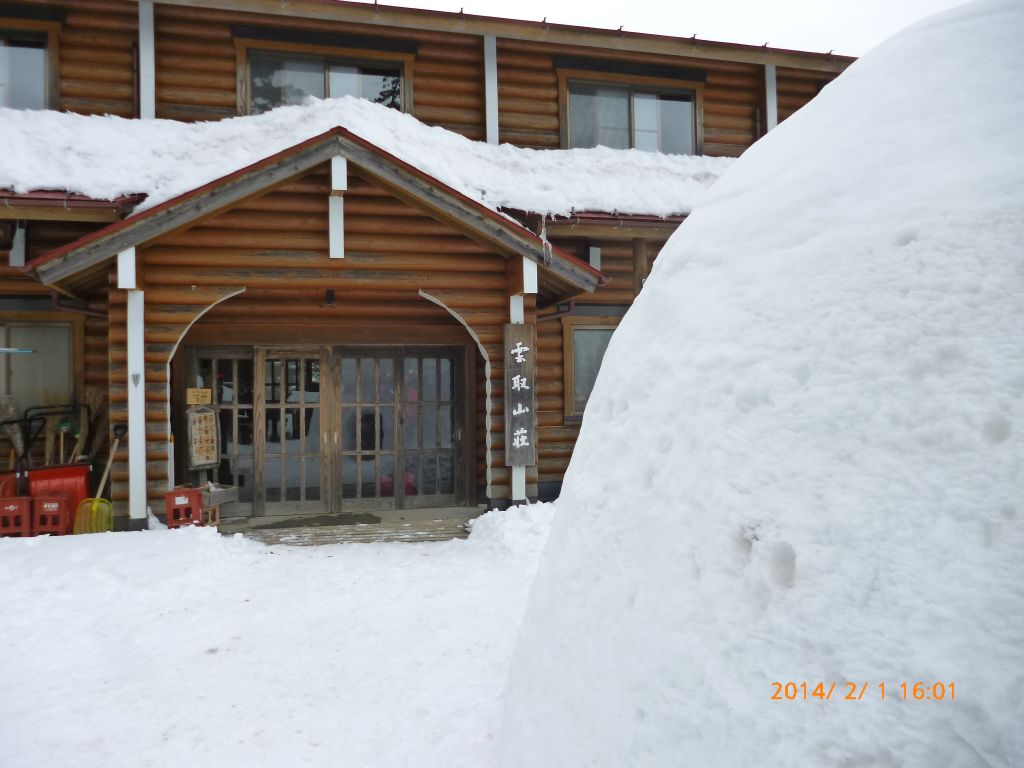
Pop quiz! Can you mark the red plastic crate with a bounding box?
[32,493,73,536]
[165,487,204,528]
[0,497,32,537]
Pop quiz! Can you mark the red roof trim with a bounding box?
[0,190,146,210]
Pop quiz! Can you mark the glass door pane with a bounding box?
[258,350,326,515]
[400,350,459,508]
[337,351,399,512]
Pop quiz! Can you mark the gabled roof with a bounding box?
[27,126,603,299]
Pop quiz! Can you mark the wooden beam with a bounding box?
[0,206,122,223]
[633,237,648,297]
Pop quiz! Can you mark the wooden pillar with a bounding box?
[483,34,499,144]
[632,238,648,296]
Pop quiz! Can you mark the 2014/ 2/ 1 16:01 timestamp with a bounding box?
[770,682,956,701]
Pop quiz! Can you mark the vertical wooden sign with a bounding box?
[504,323,537,467]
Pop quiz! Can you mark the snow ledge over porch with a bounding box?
[0,97,732,219]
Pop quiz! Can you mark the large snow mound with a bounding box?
[501,1,1024,766]
[0,98,730,217]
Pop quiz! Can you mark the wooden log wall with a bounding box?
[152,4,486,138]
[497,39,765,156]
[776,67,835,123]
[8,0,137,117]
[534,234,668,490]
[106,162,530,512]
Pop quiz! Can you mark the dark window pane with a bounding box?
[284,457,301,501]
[404,358,419,402]
[265,409,281,451]
[218,408,233,455]
[573,328,615,413]
[304,408,320,453]
[342,358,357,403]
[285,407,301,442]
[197,358,213,389]
[250,51,324,114]
[360,358,375,403]
[359,408,379,451]
[342,455,357,498]
[236,457,253,502]
[439,405,452,448]
[238,408,254,446]
[342,407,357,451]
[439,358,452,401]
[217,359,234,404]
[380,406,395,451]
[380,454,395,498]
[305,457,320,501]
[569,84,629,149]
[403,453,419,496]
[265,360,281,404]
[360,457,376,498]
[420,452,437,495]
[380,358,395,401]
[439,451,454,495]
[303,359,320,404]
[237,358,254,404]
[264,456,281,502]
[422,358,437,401]
[285,359,300,403]
[422,406,437,449]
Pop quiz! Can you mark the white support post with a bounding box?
[8,223,25,268]
[330,155,347,259]
[483,34,499,145]
[126,289,147,522]
[138,0,155,119]
[765,63,778,132]
[117,246,136,289]
[588,246,601,271]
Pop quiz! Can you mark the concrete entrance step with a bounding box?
[240,517,472,546]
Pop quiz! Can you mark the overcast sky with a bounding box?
[374,0,972,56]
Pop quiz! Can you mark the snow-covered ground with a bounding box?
[502,1,1024,766]
[0,504,552,768]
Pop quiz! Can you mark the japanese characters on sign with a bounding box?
[504,323,537,467]
[187,405,220,470]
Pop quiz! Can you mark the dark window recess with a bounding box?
[571,327,615,414]
[0,31,46,109]
[249,50,401,114]
[569,82,695,154]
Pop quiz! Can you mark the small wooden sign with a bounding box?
[504,323,537,467]
[186,387,212,405]
[187,406,219,470]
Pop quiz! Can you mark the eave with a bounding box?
[0,190,145,223]
[26,127,602,297]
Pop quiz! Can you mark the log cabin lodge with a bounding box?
[0,0,852,535]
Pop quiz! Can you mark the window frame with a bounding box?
[558,69,704,154]
[0,312,84,411]
[235,39,414,116]
[561,316,619,423]
[0,17,60,110]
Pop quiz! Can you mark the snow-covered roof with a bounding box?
[0,98,732,218]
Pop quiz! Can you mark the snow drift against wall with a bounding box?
[501,1,1024,766]
[0,98,730,218]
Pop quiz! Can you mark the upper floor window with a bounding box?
[0,30,47,110]
[248,50,402,115]
[568,82,695,154]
